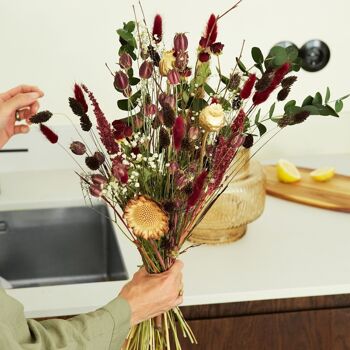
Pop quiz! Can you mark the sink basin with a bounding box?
[0,205,128,288]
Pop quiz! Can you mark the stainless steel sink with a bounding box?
[0,205,128,288]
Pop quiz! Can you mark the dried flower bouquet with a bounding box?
[32,1,348,349]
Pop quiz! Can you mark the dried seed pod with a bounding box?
[80,114,92,132]
[30,110,53,124]
[85,156,100,170]
[70,141,86,155]
[69,97,85,117]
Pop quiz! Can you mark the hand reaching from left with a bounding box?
[0,85,44,149]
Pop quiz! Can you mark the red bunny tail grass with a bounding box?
[240,74,257,99]
[74,83,88,114]
[173,116,186,151]
[187,171,208,208]
[82,85,119,154]
[40,124,58,144]
[201,14,218,48]
[152,14,163,43]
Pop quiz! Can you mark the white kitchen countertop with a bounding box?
[1,154,350,318]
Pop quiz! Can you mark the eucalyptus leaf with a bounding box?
[129,77,140,86]
[256,122,267,136]
[124,21,135,33]
[117,29,134,44]
[236,58,247,73]
[301,105,320,115]
[313,92,323,106]
[254,109,261,124]
[251,47,264,64]
[286,46,299,62]
[335,100,344,113]
[204,83,216,96]
[319,105,339,117]
[302,95,314,107]
[269,103,276,118]
[325,87,331,104]
[284,100,296,114]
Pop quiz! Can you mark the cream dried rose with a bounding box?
[159,50,176,76]
[199,103,225,132]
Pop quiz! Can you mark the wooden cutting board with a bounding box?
[264,165,350,213]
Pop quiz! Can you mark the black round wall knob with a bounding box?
[299,40,330,72]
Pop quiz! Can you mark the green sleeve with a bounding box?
[0,288,131,350]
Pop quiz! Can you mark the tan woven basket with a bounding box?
[189,159,266,244]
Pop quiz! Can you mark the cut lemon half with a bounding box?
[310,167,335,182]
[276,159,301,183]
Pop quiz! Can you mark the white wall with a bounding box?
[0,0,349,161]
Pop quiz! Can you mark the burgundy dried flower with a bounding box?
[175,51,189,71]
[167,69,181,85]
[181,67,192,78]
[114,70,129,90]
[124,125,133,138]
[198,52,211,63]
[144,104,157,116]
[40,124,58,144]
[74,84,88,114]
[91,174,108,186]
[159,127,170,150]
[187,171,208,208]
[159,93,176,109]
[119,52,132,70]
[243,134,254,149]
[82,85,119,154]
[282,75,297,89]
[174,33,188,52]
[94,151,105,165]
[277,88,290,101]
[112,160,128,184]
[231,109,246,134]
[85,156,100,170]
[240,74,257,99]
[200,14,218,48]
[30,110,53,124]
[162,103,176,128]
[80,114,92,132]
[69,97,85,117]
[89,184,103,198]
[70,141,86,155]
[210,42,224,55]
[173,116,186,151]
[152,14,163,43]
[139,61,153,79]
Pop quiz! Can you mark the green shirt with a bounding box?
[0,288,131,349]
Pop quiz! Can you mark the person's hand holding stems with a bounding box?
[0,85,44,149]
[119,260,184,326]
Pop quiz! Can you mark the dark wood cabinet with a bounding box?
[178,294,350,350]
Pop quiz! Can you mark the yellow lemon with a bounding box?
[276,159,301,183]
[310,167,335,182]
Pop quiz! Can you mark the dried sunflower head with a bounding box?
[124,196,169,240]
